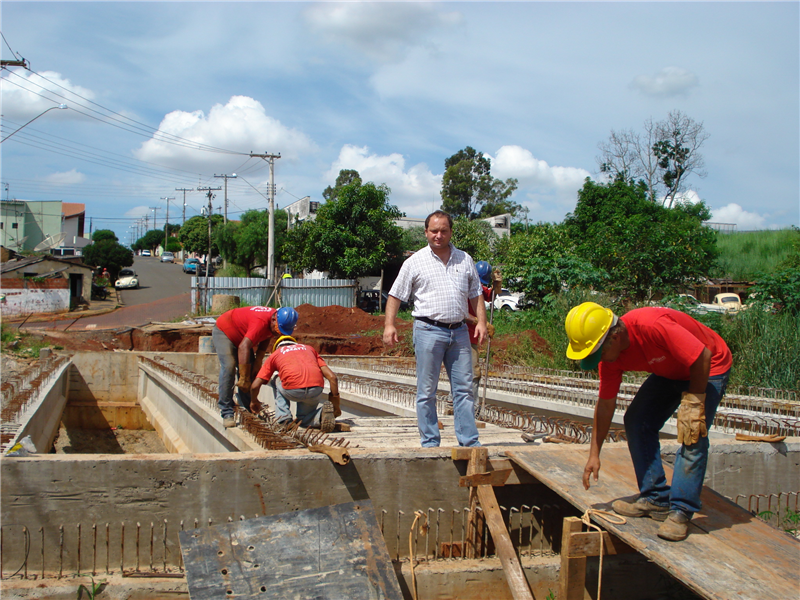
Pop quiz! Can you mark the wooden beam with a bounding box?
[567,531,635,558]
[476,483,535,600]
[459,469,513,487]
[466,447,488,558]
[558,517,586,600]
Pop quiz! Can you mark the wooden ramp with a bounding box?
[505,445,800,600]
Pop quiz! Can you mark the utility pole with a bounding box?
[150,206,160,232]
[175,187,193,226]
[161,197,175,253]
[144,214,149,232]
[214,174,237,224]
[250,152,281,280]
[197,186,221,291]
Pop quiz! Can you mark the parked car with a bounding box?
[357,290,410,313]
[183,258,201,274]
[160,251,175,263]
[115,268,139,289]
[141,250,151,257]
[487,288,521,311]
[711,293,743,313]
[669,294,726,316]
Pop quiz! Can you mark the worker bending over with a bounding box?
[250,335,340,433]
[212,306,298,428]
[565,302,731,541]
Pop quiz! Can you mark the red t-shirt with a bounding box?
[468,285,494,344]
[599,307,732,400]
[215,306,276,347]
[256,343,327,390]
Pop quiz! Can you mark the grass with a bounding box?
[713,228,798,280]
[1,324,53,359]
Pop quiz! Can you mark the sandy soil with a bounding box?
[51,423,168,454]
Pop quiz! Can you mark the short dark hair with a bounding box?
[425,210,453,230]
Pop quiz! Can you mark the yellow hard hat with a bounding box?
[565,302,616,360]
[273,335,297,352]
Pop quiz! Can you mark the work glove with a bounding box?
[329,392,342,418]
[487,323,496,338]
[236,363,251,391]
[676,391,707,445]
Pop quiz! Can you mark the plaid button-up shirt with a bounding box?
[389,243,482,323]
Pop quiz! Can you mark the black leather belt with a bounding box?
[415,316,465,330]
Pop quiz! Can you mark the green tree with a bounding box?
[323,169,362,202]
[82,240,133,281]
[179,215,224,256]
[91,229,118,243]
[284,181,404,278]
[496,223,607,305]
[440,146,519,219]
[564,176,717,301]
[400,226,427,253]
[140,229,165,253]
[451,217,495,262]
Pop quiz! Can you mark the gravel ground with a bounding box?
[51,423,168,454]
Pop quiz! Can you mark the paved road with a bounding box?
[120,256,191,306]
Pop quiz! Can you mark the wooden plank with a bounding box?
[466,447,488,559]
[506,446,800,600]
[567,531,635,558]
[476,483,534,600]
[459,469,513,487]
[179,500,402,600]
[558,517,585,600]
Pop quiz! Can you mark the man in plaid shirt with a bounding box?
[383,210,487,447]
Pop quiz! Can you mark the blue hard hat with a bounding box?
[276,307,298,335]
[476,261,492,285]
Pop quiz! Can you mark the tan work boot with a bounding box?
[320,401,335,433]
[223,417,236,428]
[658,511,690,541]
[612,496,670,521]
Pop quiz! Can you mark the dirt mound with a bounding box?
[486,329,552,367]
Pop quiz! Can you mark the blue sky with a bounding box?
[2,1,798,243]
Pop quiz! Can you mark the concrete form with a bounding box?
[1,351,798,599]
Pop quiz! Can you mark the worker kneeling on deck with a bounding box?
[566,302,732,542]
[250,336,341,434]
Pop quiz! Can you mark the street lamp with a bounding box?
[1,104,68,143]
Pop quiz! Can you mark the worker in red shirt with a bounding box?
[250,336,340,433]
[565,302,732,541]
[467,261,502,416]
[212,306,298,428]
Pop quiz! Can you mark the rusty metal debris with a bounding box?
[140,355,354,453]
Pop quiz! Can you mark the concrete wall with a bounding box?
[0,278,70,316]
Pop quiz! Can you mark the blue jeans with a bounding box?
[624,370,730,517]
[413,320,480,448]
[212,326,252,418]
[270,378,324,428]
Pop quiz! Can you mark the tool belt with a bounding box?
[415,316,465,330]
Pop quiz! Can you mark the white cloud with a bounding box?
[631,66,699,97]
[134,96,317,171]
[303,3,461,63]
[44,169,85,185]
[124,206,153,219]
[325,145,441,216]
[0,70,92,120]
[712,203,767,230]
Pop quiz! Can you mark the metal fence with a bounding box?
[190,277,357,313]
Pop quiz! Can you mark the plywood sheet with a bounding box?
[505,446,800,600]
[179,500,402,600]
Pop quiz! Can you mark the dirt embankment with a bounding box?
[9,304,550,364]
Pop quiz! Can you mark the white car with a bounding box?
[141,250,151,257]
[115,268,139,289]
[486,288,521,311]
[673,294,726,315]
[160,251,174,263]
[711,293,743,313]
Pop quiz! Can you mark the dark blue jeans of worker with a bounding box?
[623,369,730,517]
[212,326,253,418]
[413,320,480,448]
[270,377,324,427]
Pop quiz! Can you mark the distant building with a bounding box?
[396,213,511,238]
[284,196,320,229]
[0,199,91,255]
